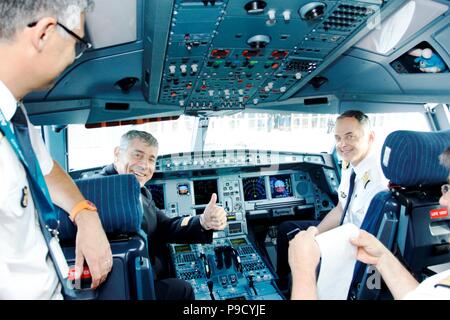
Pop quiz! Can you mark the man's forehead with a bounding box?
[129,140,157,154]
[335,118,365,134]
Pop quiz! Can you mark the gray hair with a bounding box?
[120,130,159,150]
[336,109,372,132]
[439,147,450,170]
[0,0,94,40]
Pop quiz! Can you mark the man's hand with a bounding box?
[350,229,420,300]
[74,211,112,289]
[349,229,390,267]
[288,226,320,300]
[288,226,320,277]
[200,193,227,231]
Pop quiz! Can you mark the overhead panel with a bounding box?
[144,0,404,114]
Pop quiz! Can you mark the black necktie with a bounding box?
[340,169,356,225]
[11,105,38,178]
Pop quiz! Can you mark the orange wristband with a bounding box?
[69,200,97,223]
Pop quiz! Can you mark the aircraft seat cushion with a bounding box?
[359,191,394,234]
[381,130,450,187]
[56,174,143,241]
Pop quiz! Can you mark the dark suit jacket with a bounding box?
[98,164,213,277]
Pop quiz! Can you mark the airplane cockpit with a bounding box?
[16,0,450,301]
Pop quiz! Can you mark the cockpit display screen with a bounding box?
[193,179,218,205]
[269,174,293,199]
[147,184,165,210]
[230,237,247,246]
[174,244,191,253]
[177,183,190,195]
[242,176,267,201]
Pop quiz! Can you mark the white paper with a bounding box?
[315,223,359,300]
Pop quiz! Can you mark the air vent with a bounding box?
[322,4,371,32]
[304,97,329,105]
[104,102,130,111]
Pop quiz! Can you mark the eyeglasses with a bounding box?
[442,184,449,195]
[27,21,92,59]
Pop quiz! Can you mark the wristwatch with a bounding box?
[70,200,97,223]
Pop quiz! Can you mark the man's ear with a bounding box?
[368,130,375,144]
[114,147,121,162]
[28,18,58,53]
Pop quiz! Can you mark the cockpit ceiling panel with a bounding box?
[144,0,403,113]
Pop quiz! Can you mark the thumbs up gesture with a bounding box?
[200,193,228,231]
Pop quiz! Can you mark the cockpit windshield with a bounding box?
[67,111,430,171]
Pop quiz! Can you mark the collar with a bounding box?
[100,163,119,176]
[0,80,18,121]
[351,150,377,177]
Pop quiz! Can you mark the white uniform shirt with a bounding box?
[403,270,450,300]
[338,151,389,228]
[0,81,61,299]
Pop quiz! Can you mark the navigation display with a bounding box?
[177,183,190,195]
[147,184,165,209]
[193,179,218,205]
[269,174,293,199]
[242,176,267,201]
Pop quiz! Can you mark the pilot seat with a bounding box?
[349,129,450,300]
[56,174,156,300]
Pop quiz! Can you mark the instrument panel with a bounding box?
[147,150,338,237]
[145,149,339,300]
[142,0,399,113]
[170,235,283,300]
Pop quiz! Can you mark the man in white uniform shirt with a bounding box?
[288,147,450,300]
[0,0,112,299]
[276,110,388,291]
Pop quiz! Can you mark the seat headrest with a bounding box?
[57,174,143,241]
[381,130,450,187]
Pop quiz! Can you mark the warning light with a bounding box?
[211,49,230,59]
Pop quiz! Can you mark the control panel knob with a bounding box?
[180,64,188,75]
[169,65,176,75]
[267,9,276,21]
[282,10,291,21]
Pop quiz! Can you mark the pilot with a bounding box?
[0,0,112,299]
[289,147,450,300]
[98,130,228,300]
[276,110,388,293]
